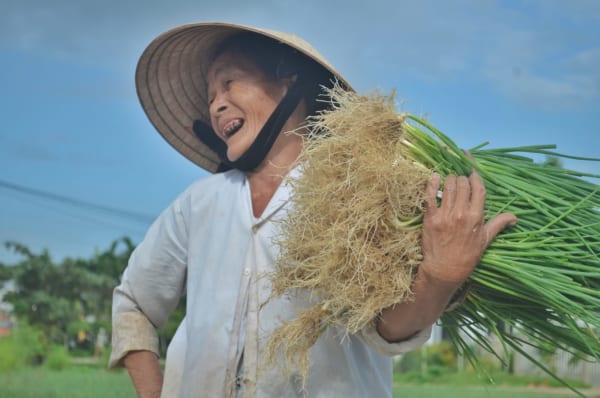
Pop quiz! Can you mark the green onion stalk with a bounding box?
[402,114,600,393]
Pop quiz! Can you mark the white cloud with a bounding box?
[2,0,599,107]
[492,71,593,107]
[562,48,600,75]
[483,28,600,108]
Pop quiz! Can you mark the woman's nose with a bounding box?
[209,93,228,116]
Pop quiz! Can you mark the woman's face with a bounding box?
[207,50,290,163]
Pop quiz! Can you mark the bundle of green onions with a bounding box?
[404,115,600,383]
[268,87,600,389]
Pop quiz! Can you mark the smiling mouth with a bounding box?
[224,119,244,138]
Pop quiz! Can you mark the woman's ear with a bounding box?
[283,73,298,87]
[276,73,298,98]
[275,57,299,79]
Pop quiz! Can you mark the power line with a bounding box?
[0,179,155,224]
[4,189,148,236]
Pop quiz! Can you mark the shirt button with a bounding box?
[243,268,251,276]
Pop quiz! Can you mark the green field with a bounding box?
[393,383,581,398]
[0,367,135,398]
[0,367,596,397]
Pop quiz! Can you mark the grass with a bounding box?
[0,366,135,398]
[0,366,596,397]
[393,384,577,398]
[393,371,598,398]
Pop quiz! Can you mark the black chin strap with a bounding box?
[193,78,305,172]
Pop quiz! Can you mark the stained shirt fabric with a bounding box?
[110,168,431,398]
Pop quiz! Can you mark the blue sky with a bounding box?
[1,0,599,263]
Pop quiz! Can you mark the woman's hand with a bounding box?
[419,171,517,284]
[377,171,517,342]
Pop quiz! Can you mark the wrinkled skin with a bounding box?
[377,171,517,341]
[421,172,518,283]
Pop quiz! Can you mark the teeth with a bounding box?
[224,120,242,137]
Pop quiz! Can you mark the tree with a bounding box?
[2,238,185,358]
[2,239,133,354]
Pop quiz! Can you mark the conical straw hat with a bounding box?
[136,22,351,173]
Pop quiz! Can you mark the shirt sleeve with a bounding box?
[356,320,432,357]
[109,195,189,368]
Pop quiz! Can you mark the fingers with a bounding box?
[429,171,489,218]
[469,171,486,211]
[424,173,441,215]
[440,175,472,214]
[484,213,518,245]
[454,176,470,210]
[441,176,457,211]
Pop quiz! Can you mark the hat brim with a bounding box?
[136,22,351,173]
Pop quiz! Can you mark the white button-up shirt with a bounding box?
[110,169,431,397]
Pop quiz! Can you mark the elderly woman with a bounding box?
[110,23,516,398]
